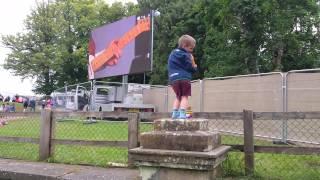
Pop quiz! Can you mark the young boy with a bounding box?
[168,34,197,119]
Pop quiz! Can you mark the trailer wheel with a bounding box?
[82,104,89,111]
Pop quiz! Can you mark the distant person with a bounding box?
[4,103,10,112]
[15,95,20,103]
[29,99,36,112]
[10,103,15,112]
[46,98,52,109]
[17,96,23,103]
[4,96,10,102]
[168,34,197,119]
[29,98,36,112]
[23,99,29,112]
[41,100,46,109]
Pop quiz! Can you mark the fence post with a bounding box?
[243,109,254,176]
[281,72,288,143]
[39,109,53,161]
[128,112,140,167]
[165,86,169,112]
[199,79,204,112]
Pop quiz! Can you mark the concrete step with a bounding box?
[129,145,231,170]
[140,130,221,152]
[154,118,209,131]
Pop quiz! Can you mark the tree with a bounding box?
[138,0,206,85]
[2,1,59,94]
[1,0,138,94]
[2,0,320,94]
[261,0,320,71]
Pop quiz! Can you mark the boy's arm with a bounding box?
[191,54,197,68]
[184,54,197,73]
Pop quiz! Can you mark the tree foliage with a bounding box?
[140,0,320,81]
[2,0,320,94]
[1,0,137,95]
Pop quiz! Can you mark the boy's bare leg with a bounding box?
[173,99,181,109]
[180,96,189,110]
[171,99,181,119]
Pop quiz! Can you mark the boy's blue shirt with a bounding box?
[168,48,197,83]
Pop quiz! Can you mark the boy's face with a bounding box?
[183,44,195,53]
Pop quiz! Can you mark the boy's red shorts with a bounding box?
[171,80,191,100]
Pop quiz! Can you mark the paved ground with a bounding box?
[0,158,140,180]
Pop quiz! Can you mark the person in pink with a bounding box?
[46,98,52,109]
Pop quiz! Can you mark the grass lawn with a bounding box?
[223,152,320,180]
[0,118,319,179]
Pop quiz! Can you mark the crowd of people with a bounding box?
[0,103,16,112]
[0,93,37,112]
[23,98,36,112]
[0,94,12,103]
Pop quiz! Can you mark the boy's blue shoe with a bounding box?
[171,109,179,119]
[178,109,187,119]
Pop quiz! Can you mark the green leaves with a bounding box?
[2,0,320,93]
[1,0,138,94]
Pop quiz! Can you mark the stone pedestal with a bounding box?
[129,119,231,180]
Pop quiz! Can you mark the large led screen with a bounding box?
[88,12,152,79]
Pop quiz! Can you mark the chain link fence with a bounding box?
[50,112,130,166]
[251,115,320,179]
[0,112,40,160]
[209,113,320,179]
[138,112,319,179]
[0,111,319,179]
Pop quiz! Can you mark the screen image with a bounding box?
[88,12,152,79]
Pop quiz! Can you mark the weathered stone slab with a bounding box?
[154,119,209,131]
[140,131,221,152]
[129,146,231,170]
[131,118,231,180]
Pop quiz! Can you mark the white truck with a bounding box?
[52,86,89,111]
[52,83,155,112]
[92,84,155,112]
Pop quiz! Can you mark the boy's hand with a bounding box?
[191,54,197,67]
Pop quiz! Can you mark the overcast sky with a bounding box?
[0,0,136,97]
[0,0,36,96]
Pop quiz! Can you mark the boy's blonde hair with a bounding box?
[178,34,196,48]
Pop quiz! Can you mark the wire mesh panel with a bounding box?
[203,115,246,177]
[51,112,129,167]
[253,119,283,142]
[196,113,242,143]
[252,113,320,180]
[253,114,320,146]
[204,112,320,179]
[287,118,320,145]
[0,112,40,160]
[139,121,154,134]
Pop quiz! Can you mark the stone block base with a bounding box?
[140,131,221,151]
[129,146,231,170]
[154,119,209,131]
